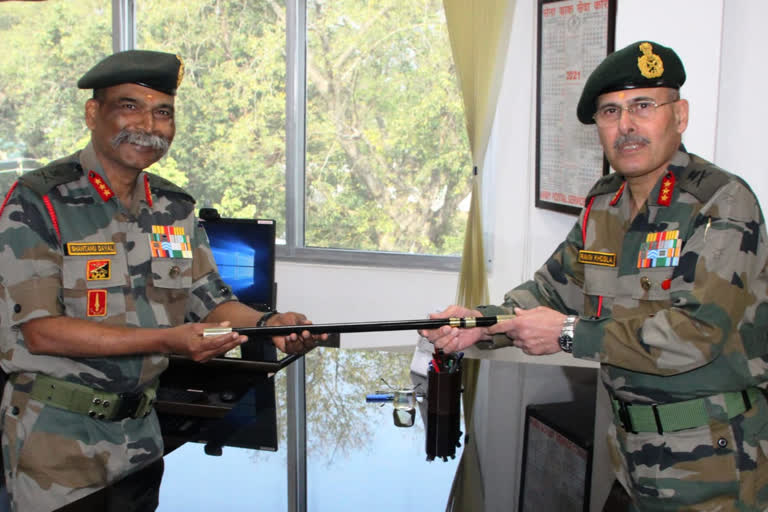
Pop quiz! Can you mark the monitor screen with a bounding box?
[201,217,276,311]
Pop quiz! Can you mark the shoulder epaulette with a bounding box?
[145,173,196,203]
[18,159,82,197]
[585,172,624,204]
[676,153,733,203]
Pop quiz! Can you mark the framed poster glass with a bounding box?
[535,0,616,214]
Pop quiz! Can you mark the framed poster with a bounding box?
[535,0,616,215]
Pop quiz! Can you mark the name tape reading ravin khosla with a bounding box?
[578,250,616,267]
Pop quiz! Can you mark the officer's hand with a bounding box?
[488,307,564,355]
[169,321,246,362]
[266,312,326,355]
[418,305,490,354]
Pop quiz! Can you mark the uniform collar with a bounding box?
[78,142,153,207]
[646,149,690,207]
[80,142,116,203]
[609,148,691,208]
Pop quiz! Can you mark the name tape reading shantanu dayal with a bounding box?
[65,242,117,256]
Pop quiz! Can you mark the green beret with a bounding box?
[77,50,184,96]
[577,41,685,124]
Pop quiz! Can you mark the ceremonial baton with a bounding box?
[203,315,514,338]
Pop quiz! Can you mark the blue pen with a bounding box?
[366,393,395,402]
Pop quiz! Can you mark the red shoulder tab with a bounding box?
[609,181,626,206]
[144,174,153,207]
[657,172,675,207]
[0,181,19,219]
[88,170,114,202]
[42,195,61,242]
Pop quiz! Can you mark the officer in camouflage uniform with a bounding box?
[423,41,768,511]
[0,50,322,512]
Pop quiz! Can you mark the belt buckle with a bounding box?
[115,391,144,420]
[617,400,637,434]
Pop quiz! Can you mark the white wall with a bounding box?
[716,0,768,204]
[274,261,458,348]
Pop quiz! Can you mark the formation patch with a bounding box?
[87,290,107,317]
[87,259,111,280]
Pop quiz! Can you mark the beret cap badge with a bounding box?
[176,55,185,88]
[637,42,664,79]
[576,40,685,124]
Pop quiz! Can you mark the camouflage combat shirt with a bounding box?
[481,149,768,509]
[486,148,768,403]
[0,143,234,511]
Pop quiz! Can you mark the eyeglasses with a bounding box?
[593,99,678,126]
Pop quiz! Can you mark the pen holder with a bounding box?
[425,357,462,461]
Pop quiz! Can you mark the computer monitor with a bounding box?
[157,215,280,455]
[200,217,276,311]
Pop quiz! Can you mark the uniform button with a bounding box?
[717,437,728,448]
[169,266,181,279]
[640,276,651,291]
[11,406,19,415]
[220,287,231,297]
[13,304,21,313]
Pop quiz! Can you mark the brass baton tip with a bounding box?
[203,327,233,337]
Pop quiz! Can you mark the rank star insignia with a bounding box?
[657,172,675,206]
[88,170,115,202]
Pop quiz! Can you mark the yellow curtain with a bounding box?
[443,0,515,510]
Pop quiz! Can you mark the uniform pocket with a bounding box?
[146,259,192,326]
[150,259,192,290]
[61,252,128,321]
[628,267,675,301]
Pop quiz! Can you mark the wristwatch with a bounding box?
[257,310,279,327]
[558,315,577,353]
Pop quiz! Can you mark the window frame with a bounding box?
[115,0,464,271]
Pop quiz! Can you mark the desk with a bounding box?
[158,348,460,511]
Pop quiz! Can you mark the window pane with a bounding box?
[0,0,111,193]
[136,1,287,229]
[159,370,289,510]
[306,1,471,255]
[305,347,461,510]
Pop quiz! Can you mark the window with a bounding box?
[305,1,471,256]
[0,0,112,193]
[1,0,471,268]
[136,0,288,228]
